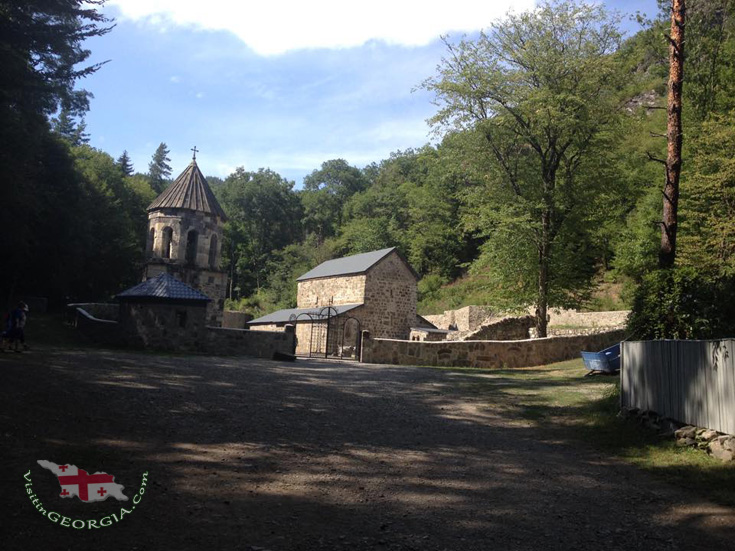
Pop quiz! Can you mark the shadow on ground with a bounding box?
[2,344,734,550]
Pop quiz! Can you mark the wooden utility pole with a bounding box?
[660,0,686,268]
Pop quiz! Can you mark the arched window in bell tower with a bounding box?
[186,230,199,265]
[147,228,155,257]
[208,234,218,269]
[161,227,173,259]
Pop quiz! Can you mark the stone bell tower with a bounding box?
[144,150,228,325]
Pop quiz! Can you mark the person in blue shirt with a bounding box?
[9,301,29,352]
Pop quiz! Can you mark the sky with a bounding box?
[81,0,660,185]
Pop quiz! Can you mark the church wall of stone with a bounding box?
[145,262,226,325]
[118,301,209,350]
[93,301,296,357]
[290,252,417,350]
[296,274,366,307]
[148,209,223,269]
[250,323,284,332]
[146,208,227,326]
[359,253,417,340]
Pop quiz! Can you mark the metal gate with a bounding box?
[290,306,339,359]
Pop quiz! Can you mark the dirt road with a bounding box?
[2,348,733,550]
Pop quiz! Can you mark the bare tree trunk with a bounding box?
[660,0,686,268]
[536,209,551,338]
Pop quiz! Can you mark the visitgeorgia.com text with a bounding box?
[23,469,149,528]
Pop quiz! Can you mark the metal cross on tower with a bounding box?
[191,146,199,160]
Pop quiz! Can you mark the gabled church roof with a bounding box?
[117,273,211,302]
[147,159,227,220]
[296,247,418,281]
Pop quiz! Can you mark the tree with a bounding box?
[52,107,90,146]
[117,150,134,176]
[301,159,369,241]
[0,0,111,304]
[658,0,686,268]
[422,0,625,336]
[677,112,735,276]
[148,142,172,193]
[217,168,303,297]
[0,1,111,120]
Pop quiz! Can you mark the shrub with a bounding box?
[628,267,735,340]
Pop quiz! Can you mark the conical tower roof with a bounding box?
[147,159,227,220]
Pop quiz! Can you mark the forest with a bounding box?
[2,0,734,339]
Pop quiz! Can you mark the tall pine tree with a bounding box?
[117,150,134,176]
[148,142,172,193]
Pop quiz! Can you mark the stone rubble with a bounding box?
[619,407,735,463]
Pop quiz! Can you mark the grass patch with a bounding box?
[452,359,735,506]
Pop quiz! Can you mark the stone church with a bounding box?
[143,155,228,325]
[248,247,427,356]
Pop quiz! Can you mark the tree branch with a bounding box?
[646,152,667,164]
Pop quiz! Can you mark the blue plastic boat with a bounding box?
[581,343,620,373]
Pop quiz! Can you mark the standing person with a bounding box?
[10,301,29,352]
[0,309,12,351]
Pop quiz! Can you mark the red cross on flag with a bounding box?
[37,460,129,502]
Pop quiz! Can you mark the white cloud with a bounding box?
[108,0,534,56]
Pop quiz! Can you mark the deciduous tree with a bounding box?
[422,0,625,336]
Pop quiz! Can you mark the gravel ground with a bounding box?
[2,347,734,550]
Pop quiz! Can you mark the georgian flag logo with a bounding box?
[37,460,128,502]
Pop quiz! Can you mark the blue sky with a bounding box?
[82,0,660,185]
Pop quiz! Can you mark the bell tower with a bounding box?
[144,150,228,325]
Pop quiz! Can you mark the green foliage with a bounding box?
[217,168,303,298]
[0,0,112,119]
[422,1,628,331]
[340,146,472,279]
[678,111,735,276]
[227,236,337,316]
[685,0,735,121]
[0,0,113,304]
[301,159,369,240]
[52,108,90,146]
[148,142,172,193]
[628,267,735,339]
[417,272,501,315]
[117,150,134,177]
[69,145,150,297]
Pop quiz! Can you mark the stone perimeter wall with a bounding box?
[447,316,535,342]
[205,327,294,357]
[361,330,626,369]
[423,306,494,332]
[74,306,294,358]
[425,306,630,334]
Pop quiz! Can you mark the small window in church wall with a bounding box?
[186,230,198,265]
[162,227,173,259]
[176,310,187,328]
[208,234,218,269]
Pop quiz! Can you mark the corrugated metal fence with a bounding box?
[621,340,735,434]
